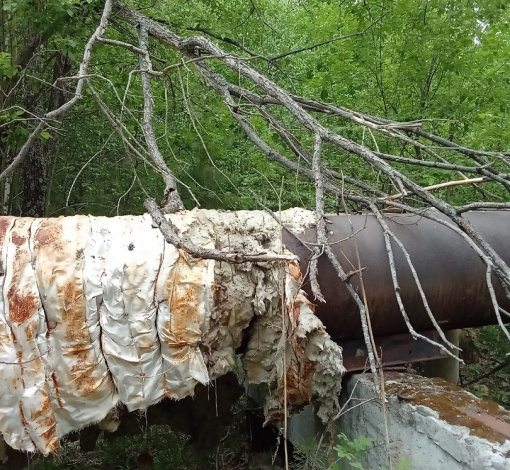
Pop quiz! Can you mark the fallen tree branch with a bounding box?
[144,198,297,263]
[368,201,461,361]
[386,177,487,201]
[48,1,509,390]
[137,24,183,213]
[310,134,326,303]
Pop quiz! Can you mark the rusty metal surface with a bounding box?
[339,330,446,372]
[283,211,510,340]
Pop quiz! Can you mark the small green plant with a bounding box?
[293,433,412,470]
[329,433,373,470]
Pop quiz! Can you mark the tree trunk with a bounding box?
[20,54,71,217]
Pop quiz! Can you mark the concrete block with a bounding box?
[288,373,510,469]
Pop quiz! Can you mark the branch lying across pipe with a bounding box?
[302,132,380,387]
[310,134,326,303]
[368,202,461,361]
[486,266,510,343]
[188,59,510,364]
[375,152,495,175]
[386,177,487,201]
[369,203,461,354]
[109,1,510,369]
[179,29,510,284]
[144,198,298,263]
[456,202,510,213]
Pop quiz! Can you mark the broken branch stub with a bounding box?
[0,209,344,454]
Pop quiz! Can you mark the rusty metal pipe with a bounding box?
[283,211,510,341]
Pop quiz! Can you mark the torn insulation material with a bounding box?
[0,209,344,454]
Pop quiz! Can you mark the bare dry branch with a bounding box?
[144,198,297,263]
[137,24,184,212]
[386,177,487,201]
[310,134,326,303]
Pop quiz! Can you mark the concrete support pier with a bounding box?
[422,329,461,384]
[288,373,510,470]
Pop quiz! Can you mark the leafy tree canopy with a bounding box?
[1,0,509,215]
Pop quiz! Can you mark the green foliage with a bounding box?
[29,426,207,470]
[330,433,373,470]
[292,433,411,470]
[3,0,510,215]
[0,52,17,79]
[462,325,510,407]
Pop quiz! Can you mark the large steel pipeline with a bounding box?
[283,210,510,341]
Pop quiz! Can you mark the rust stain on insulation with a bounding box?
[62,281,88,342]
[7,287,37,324]
[69,346,98,398]
[281,289,319,408]
[70,363,99,398]
[11,233,25,247]
[166,256,202,343]
[153,253,163,302]
[24,321,37,341]
[34,222,63,252]
[288,261,302,283]
[31,396,52,423]
[51,373,64,409]
[0,218,11,239]
[284,355,315,406]
[16,351,25,389]
[40,425,59,453]
[19,403,37,450]
[31,398,59,452]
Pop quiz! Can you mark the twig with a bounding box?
[456,202,510,214]
[97,36,145,54]
[486,266,510,342]
[176,68,239,196]
[116,169,137,215]
[269,13,388,61]
[463,356,510,387]
[186,25,264,59]
[370,203,461,352]
[87,81,201,208]
[278,178,289,470]
[368,201,462,361]
[66,132,115,207]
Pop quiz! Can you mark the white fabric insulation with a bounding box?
[0,209,345,454]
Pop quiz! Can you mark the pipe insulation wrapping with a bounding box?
[0,209,345,454]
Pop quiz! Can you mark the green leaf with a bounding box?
[40,131,51,141]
